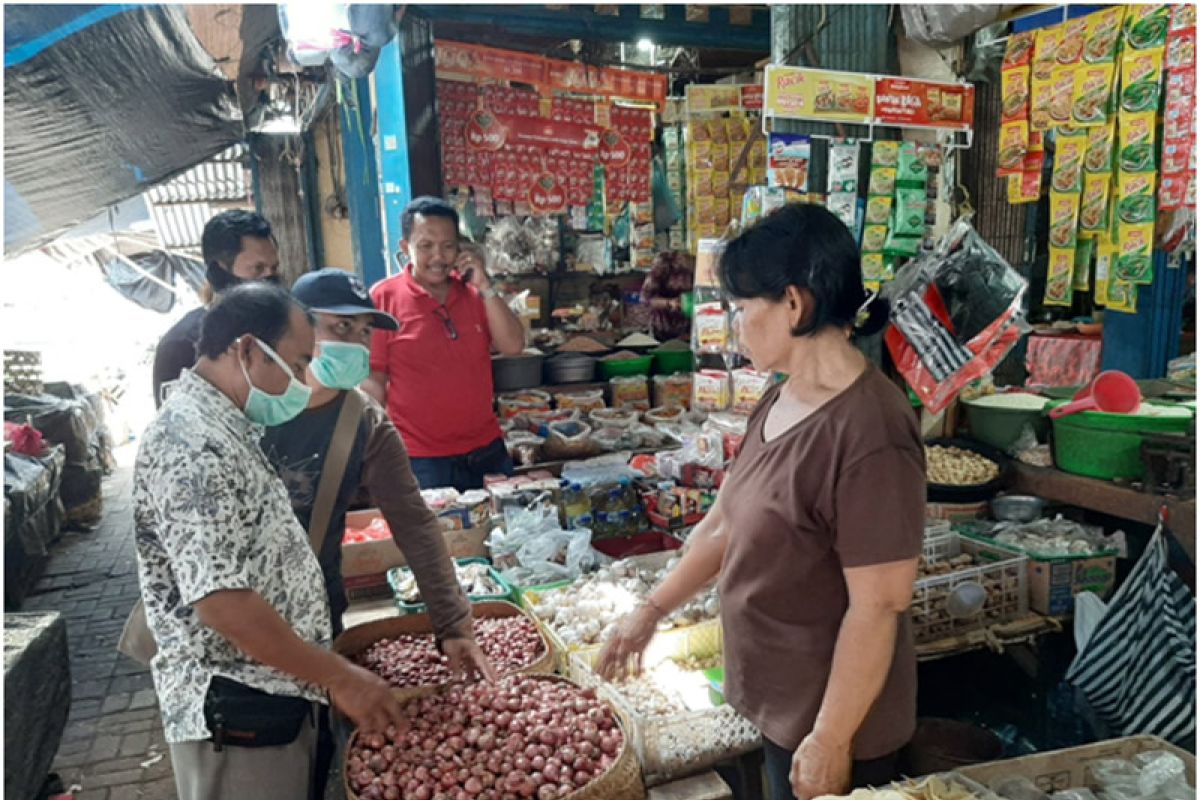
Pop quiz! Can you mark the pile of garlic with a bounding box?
[528,557,720,648]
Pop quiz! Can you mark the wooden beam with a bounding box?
[1010,464,1195,562]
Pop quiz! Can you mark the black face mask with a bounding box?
[207,263,282,293]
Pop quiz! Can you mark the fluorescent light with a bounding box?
[636,38,654,53]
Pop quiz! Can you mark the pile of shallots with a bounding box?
[354,617,546,689]
[347,676,623,800]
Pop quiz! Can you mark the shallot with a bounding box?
[346,676,622,800]
[354,617,545,689]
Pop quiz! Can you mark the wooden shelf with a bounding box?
[1009,463,1195,561]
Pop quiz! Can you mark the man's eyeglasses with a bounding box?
[432,305,458,340]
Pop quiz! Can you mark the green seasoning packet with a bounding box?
[1073,237,1096,291]
[897,142,928,187]
[884,228,921,258]
[892,186,927,236]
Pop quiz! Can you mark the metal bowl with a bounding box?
[990,494,1046,523]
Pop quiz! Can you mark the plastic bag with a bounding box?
[884,217,1030,414]
[543,421,598,461]
[657,430,724,480]
[278,3,351,67]
[900,4,1010,46]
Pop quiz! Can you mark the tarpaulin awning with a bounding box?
[4,4,242,256]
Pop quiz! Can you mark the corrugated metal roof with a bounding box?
[145,144,249,204]
[147,202,214,252]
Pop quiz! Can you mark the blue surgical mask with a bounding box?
[240,337,312,426]
[310,340,370,390]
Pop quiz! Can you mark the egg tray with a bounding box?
[913,534,1028,645]
[568,650,761,787]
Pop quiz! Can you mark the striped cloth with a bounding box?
[891,291,973,383]
[1066,527,1196,746]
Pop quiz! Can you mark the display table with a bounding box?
[1009,464,1196,561]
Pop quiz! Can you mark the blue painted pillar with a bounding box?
[372,37,412,280]
[1102,252,1188,378]
[339,77,387,287]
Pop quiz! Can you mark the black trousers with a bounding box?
[763,737,901,800]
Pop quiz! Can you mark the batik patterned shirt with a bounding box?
[132,369,330,744]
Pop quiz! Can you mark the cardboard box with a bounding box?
[959,735,1195,793]
[1027,553,1117,616]
[341,509,490,579]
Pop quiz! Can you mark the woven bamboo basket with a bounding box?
[334,600,556,700]
[343,674,645,800]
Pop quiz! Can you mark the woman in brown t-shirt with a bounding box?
[599,203,925,800]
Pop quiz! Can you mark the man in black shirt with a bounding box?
[151,210,280,407]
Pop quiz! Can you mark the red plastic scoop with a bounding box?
[1049,370,1142,420]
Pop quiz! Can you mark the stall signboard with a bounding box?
[764,65,874,124]
[435,40,667,107]
[874,78,975,131]
[467,113,602,155]
[436,40,547,86]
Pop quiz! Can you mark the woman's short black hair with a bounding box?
[718,203,890,337]
[200,210,275,269]
[197,283,311,359]
[401,196,460,239]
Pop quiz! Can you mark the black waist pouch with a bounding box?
[204,676,313,750]
[465,437,508,473]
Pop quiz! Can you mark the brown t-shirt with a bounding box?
[718,365,925,757]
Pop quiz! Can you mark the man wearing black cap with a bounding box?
[264,268,495,799]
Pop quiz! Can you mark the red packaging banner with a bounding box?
[545,60,667,107]
[740,85,764,110]
[598,128,631,167]
[467,112,602,156]
[874,78,975,131]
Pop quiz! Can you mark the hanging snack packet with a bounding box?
[692,369,731,413]
[1095,234,1115,301]
[828,141,860,193]
[1086,122,1117,173]
[862,224,888,253]
[871,140,900,167]
[827,193,857,231]
[997,121,1028,176]
[1004,30,1036,69]
[892,186,927,237]
[1121,48,1165,114]
[1048,191,1081,250]
[1033,25,1063,82]
[1116,172,1157,226]
[1057,17,1088,66]
[897,142,929,186]
[1073,237,1096,291]
[693,303,730,353]
[1125,5,1170,51]
[1118,112,1157,172]
[1105,279,1138,314]
[1072,63,1117,126]
[868,165,897,196]
[1167,26,1196,70]
[1002,66,1031,123]
[1114,222,1155,284]
[861,253,885,282]
[731,369,772,415]
[1160,174,1189,211]
[1044,247,1075,307]
[1051,131,1087,193]
[1049,66,1076,127]
[865,195,893,225]
[1084,6,1127,64]
[884,229,922,258]
[1080,172,1112,233]
[1171,3,1197,32]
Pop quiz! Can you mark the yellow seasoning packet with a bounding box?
[1044,247,1076,307]
[1048,191,1081,250]
[861,253,885,282]
[1071,63,1116,127]
[1083,6,1127,64]
[1105,279,1139,313]
[1049,65,1077,127]
[1033,25,1063,82]
[1079,172,1112,234]
[997,121,1029,176]
[1120,48,1165,115]
[1114,222,1155,285]
[1051,130,1087,192]
[1086,121,1117,174]
[1001,67,1031,123]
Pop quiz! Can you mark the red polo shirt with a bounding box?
[369,269,500,458]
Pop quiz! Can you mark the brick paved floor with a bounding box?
[22,460,177,800]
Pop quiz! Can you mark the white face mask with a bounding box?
[240,337,312,426]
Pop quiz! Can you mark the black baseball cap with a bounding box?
[292,268,400,330]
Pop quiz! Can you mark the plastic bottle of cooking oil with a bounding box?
[561,481,593,530]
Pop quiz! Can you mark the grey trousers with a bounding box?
[169,715,317,800]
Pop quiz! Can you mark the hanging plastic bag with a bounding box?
[278,3,352,67]
[883,217,1030,414]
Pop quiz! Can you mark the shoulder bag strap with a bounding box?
[308,389,364,555]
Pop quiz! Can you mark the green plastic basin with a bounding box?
[652,348,695,374]
[962,393,1050,451]
[599,355,653,378]
[1049,401,1194,480]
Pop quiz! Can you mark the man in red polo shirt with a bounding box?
[365,196,526,490]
